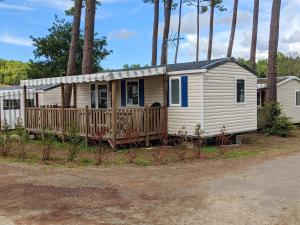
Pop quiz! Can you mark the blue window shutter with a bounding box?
[139,79,144,107]
[167,77,169,107]
[121,80,126,106]
[181,76,188,107]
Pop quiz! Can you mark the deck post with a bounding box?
[41,105,45,139]
[61,83,65,141]
[23,85,27,129]
[145,105,150,147]
[162,74,168,145]
[72,83,77,108]
[111,80,117,148]
[85,105,89,145]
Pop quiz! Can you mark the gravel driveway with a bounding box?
[0,152,299,225]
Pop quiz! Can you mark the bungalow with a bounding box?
[20,57,257,147]
[257,76,300,123]
[0,84,60,129]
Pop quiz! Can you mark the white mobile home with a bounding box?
[0,84,60,129]
[21,58,257,146]
[258,76,300,123]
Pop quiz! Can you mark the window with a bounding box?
[257,92,261,107]
[91,84,96,108]
[126,81,139,106]
[3,99,20,110]
[236,79,245,103]
[27,99,35,107]
[98,85,107,108]
[296,91,300,106]
[170,78,180,106]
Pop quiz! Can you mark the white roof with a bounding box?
[257,76,300,89]
[20,66,166,86]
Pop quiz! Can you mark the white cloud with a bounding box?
[0,3,32,11]
[28,0,73,10]
[108,29,137,40]
[169,0,300,62]
[0,34,32,47]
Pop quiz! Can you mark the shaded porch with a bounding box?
[21,66,168,147]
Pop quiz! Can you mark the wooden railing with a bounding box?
[26,106,166,144]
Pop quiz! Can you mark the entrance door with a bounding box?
[98,84,108,109]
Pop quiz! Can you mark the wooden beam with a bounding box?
[61,83,65,141]
[145,106,149,147]
[111,80,117,148]
[85,105,89,145]
[162,74,168,144]
[23,85,27,129]
[72,83,77,108]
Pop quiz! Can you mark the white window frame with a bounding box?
[169,76,181,107]
[295,90,300,107]
[126,80,139,107]
[98,84,108,109]
[235,77,246,104]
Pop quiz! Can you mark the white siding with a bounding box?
[278,80,300,123]
[40,86,74,106]
[168,74,203,135]
[203,62,257,136]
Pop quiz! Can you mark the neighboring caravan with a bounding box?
[0,84,60,129]
[258,76,300,123]
[20,58,257,146]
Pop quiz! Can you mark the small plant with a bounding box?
[216,126,231,155]
[259,102,294,137]
[171,127,189,161]
[41,128,56,161]
[193,123,205,158]
[15,118,28,160]
[126,149,138,163]
[95,144,111,165]
[152,147,166,165]
[0,119,11,157]
[95,127,111,165]
[67,122,82,162]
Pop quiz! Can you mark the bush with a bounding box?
[259,102,294,137]
[0,119,11,157]
[15,118,28,160]
[95,143,111,165]
[193,123,205,158]
[67,122,82,162]
[41,130,56,161]
[152,147,166,165]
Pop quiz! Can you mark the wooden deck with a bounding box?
[26,106,166,147]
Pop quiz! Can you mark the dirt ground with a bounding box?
[0,134,300,225]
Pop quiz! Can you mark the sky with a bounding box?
[0,0,299,70]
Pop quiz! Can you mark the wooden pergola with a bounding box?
[22,67,168,148]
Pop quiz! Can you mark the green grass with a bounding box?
[202,146,218,153]
[224,150,257,159]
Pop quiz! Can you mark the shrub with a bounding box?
[171,127,188,161]
[193,123,205,158]
[40,129,56,161]
[152,147,166,165]
[0,119,11,157]
[216,126,231,155]
[15,118,28,160]
[126,149,137,163]
[67,122,82,162]
[95,144,111,165]
[259,102,294,137]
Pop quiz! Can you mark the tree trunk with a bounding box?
[82,0,96,74]
[267,0,281,102]
[160,0,172,65]
[227,0,238,58]
[250,0,259,70]
[174,0,182,63]
[196,0,200,62]
[207,0,214,61]
[64,0,83,107]
[151,0,159,66]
